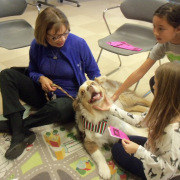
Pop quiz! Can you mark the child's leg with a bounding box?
[112,136,147,180]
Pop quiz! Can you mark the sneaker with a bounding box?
[5,131,36,160]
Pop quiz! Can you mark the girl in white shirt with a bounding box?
[95,61,180,180]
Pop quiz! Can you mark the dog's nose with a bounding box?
[87,85,93,91]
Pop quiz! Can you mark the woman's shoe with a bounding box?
[5,131,36,160]
[24,131,36,146]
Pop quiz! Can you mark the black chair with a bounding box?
[0,0,35,50]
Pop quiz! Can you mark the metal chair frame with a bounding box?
[37,0,80,8]
[97,0,167,94]
[97,5,122,77]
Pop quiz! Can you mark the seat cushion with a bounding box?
[0,19,34,50]
[98,23,156,56]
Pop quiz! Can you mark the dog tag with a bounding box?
[51,92,57,100]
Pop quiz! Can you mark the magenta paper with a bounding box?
[108,126,129,140]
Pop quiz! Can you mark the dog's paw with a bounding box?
[99,163,111,180]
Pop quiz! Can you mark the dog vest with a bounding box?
[82,116,108,134]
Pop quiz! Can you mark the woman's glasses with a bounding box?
[47,30,70,41]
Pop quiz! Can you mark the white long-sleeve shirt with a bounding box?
[110,104,180,180]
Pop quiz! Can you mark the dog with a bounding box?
[73,76,150,179]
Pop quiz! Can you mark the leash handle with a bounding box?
[51,84,75,101]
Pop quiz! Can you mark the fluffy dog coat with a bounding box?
[73,76,150,179]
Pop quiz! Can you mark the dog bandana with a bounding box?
[82,116,108,134]
[107,41,142,51]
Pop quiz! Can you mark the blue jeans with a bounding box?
[112,136,147,180]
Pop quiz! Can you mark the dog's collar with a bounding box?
[82,116,108,134]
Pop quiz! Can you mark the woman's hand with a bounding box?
[122,139,139,154]
[93,94,113,111]
[39,76,57,92]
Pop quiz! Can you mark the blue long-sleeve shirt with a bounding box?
[28,33,101,98]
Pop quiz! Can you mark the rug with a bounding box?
[0,105,141,180]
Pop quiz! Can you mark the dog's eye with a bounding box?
[91,82,95,85]
[81,90,85,95]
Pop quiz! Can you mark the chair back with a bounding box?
[120,0,167,23]
[0,0,27,18]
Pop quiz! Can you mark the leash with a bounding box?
[45,84,75,101]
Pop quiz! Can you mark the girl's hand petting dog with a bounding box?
[93,94,112,111]
[122,139,139,155]
[39,76,57,92]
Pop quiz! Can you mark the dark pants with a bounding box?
[0,69,75,129]
[149,76,155,95]
[112,136,147,180]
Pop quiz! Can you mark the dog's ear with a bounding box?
[94,75,107,85]
[73,97,80,111]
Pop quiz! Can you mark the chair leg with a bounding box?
[142,90,151,98]
[134,52,152,97]
[106,54,122,76]
[133,80,139,92]
[60,0,80,7]
[134,80,151,97]
[97,49,122,76]
[97,49,103,63]
[36,3,41,14]
[37,0,55,7]
[140,59,161,97]
[141,59,161,97]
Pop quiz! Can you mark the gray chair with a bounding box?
[0,0,35,50]
[97,0,167,92]
[37,0,80,8]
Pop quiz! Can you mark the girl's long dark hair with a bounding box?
[154,3,180,28]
